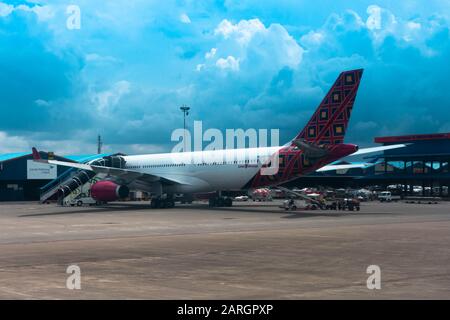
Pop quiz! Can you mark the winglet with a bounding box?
[32,147,41,160]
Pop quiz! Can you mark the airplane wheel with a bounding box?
[167,200,175,208]
[209,198,216,207]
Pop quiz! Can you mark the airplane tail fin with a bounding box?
[293,69,363,146]
[32,147,41,160]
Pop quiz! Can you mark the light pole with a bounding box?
[180,105,190,152]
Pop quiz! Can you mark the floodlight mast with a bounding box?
[180,105,190,152]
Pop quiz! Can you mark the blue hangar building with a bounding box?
[0,152,109,201]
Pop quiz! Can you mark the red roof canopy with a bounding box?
[375,132,450,144]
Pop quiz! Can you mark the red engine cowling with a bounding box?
[90,181,129,202]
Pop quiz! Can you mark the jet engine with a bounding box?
[90,180,129,202]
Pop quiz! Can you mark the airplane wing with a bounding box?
[316,163,371,172]
[31,148,193,186]
[315,144,406,172]
[350,144,406,156]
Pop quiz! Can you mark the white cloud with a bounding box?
[180,13,191,24]
[255,23,303,68]
[200,18,303,73]
[85,53,119,64]
[365,5,444,55]
[196,63,205,71]
[205,48,217,59]
[407,21,421,31]
[2,3,55,21]
[0,130,169,155]
[214,19,236,38]
[346,10,366,29]
[35,99,51,107]
[0,2,13,17]
[402,21,422,42]
[0,132,30,153]
[29,4,55,21]
[124,143,167,155]
[216,55,240,71]
[301,5,446,57]
[214,18,265,45]
[92,81,131,113]
[300,31,325,48]
[365,5,399,44]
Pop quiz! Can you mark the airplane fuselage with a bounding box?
[119,143,357,194]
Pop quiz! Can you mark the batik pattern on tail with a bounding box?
[243,69,364,189]
[294,69,363,146]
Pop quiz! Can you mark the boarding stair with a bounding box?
[39,155,127,204]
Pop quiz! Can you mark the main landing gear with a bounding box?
[209,196,233,207]
[150,197,175,209]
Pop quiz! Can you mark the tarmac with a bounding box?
[0,200,449,299]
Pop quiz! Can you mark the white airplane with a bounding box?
[33,69,404,208]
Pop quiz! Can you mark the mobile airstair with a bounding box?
[39,154,126,205]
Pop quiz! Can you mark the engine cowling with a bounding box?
[90,181,129,202]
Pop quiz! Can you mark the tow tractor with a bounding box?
[281,199,302,211]
[277,187,360,212]
[278,187,325,211]
[337,198,360,211]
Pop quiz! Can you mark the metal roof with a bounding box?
[0,152,29,162]
[0,153,112,163]
[64,154,111,163]
[374,132,450,144]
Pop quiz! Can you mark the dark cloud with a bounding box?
[1,1,450,154]
[0,8,86,134]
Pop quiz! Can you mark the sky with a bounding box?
[0,0,450,155]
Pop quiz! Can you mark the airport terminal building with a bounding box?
[299,132,450,198]
[1,132,450,201]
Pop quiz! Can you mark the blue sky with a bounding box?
[0,0,449,154]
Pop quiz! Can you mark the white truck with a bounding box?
[378,191,401,202]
